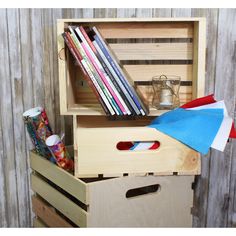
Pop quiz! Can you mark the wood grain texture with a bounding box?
[31,173,88,227]
[32,196,73,227]
[191,8,219,227]
[7,8,31,227]
[42,9,56,132]
[30,151,88,204]
[0,8,19,227]
[0,8,236,228]
[110,42,193,60]
[206,9,236,227]
[0,87,7,227]
[30,9,44,107]
[33,217,47,227]
[98,22,193,39]
[87,175,194,227]
[75,118,201,177]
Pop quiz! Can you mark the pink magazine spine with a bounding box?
[80,40,127,115]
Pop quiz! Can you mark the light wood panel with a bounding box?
[75,123,201,177]
[87,175,194,227]
[30,151,88,204]
[110,42,193,60]
[123,64,193,82]
[97,22,193,39]
[31,173,88,227]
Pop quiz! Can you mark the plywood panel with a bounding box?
[87,175,194,227]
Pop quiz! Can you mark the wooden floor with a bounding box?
[0,8,235,227]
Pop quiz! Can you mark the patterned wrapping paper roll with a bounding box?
[23,107,53,158]
[46,134,74,172]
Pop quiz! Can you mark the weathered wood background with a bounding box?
[0,8,235,227]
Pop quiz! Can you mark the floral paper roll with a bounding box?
[23,107,52,158]
[46,134,74,172]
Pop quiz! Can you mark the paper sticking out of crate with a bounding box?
[128,95,235,155]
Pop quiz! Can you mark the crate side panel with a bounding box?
[87,175,194,227]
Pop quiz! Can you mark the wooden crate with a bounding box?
[57,18,206,116]
[73,116,201,178]
[30,150,194,227]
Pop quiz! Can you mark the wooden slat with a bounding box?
[192,18,206,98]
[76,124,201,177]
[52,9,65,136]
[32,196,73,227]
[123,64,193,82]
[0,8,19,227]
[31,9,44,107]
[110,43,193,60]
[33,218,47,227]
[0,97,6,227]
[31,173,87,227]
[7,8,31,227]
[30,151,88,204]
[97,22,193,39]
[42,9,56,132]
[19,9,35,227]
[59,17,204,23]
[207,9,236,227]
[57,18,68,115]
[191,8,219,228]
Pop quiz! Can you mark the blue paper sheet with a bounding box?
[148,108,224,154]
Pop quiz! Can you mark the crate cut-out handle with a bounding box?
[126,184,161,199]
[58,48,65,61]
[116,141,160,151]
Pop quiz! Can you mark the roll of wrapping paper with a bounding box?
[46,134,74,171]
[23,107,53,158]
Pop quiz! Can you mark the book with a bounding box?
[92,26,148,115]
[62,32,113,116]
[80,26,137,116]
[68,26,120,115]
[74,27,131,116]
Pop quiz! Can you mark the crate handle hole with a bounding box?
[58,48,65,61]
[126,184,161,199]
[116,141,160,151]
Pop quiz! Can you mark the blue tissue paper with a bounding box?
[148,108,224,155]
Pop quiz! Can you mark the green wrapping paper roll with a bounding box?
[23,107,53,158]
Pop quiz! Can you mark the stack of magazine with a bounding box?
[62,25,148,116]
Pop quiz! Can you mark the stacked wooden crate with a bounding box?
[30,17,206,227]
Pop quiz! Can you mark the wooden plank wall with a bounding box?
[0,8,235,227]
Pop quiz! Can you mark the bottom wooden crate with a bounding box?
[30,151,194,227]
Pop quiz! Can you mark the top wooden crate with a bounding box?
[57,18,206,116]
